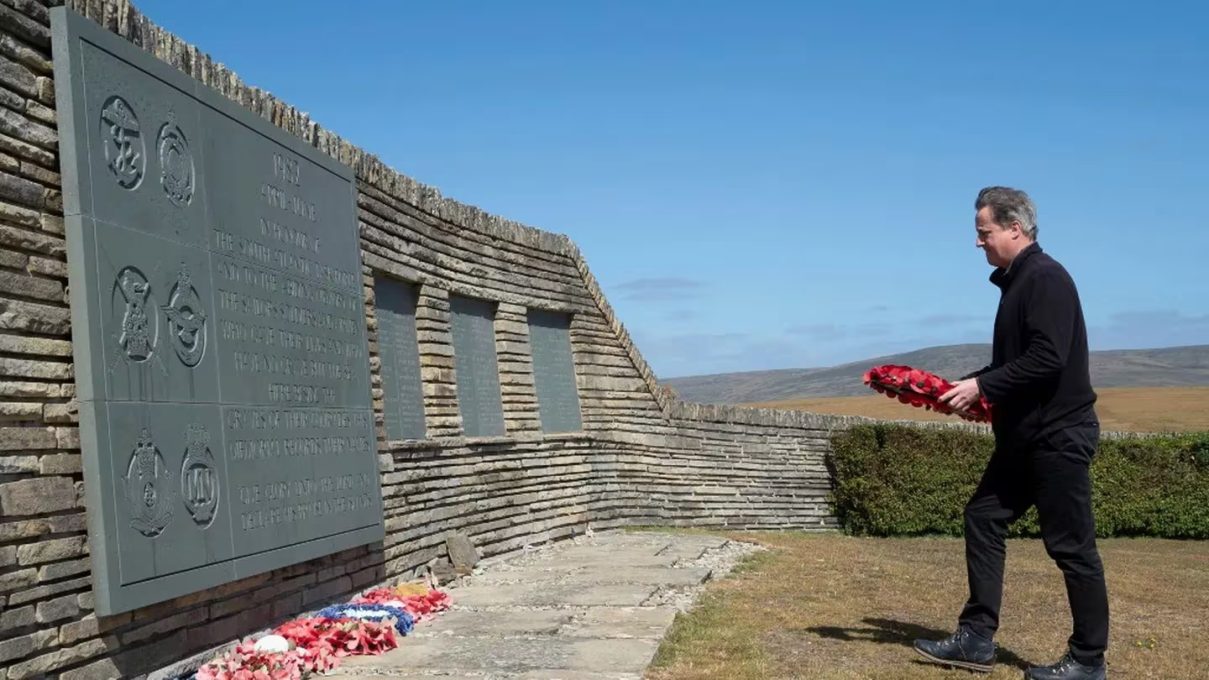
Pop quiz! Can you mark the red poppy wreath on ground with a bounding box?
[862,364,992,423]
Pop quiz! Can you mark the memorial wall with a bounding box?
[0,1,840,676]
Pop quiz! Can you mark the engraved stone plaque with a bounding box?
[374,277,426,441]
[527,310,583,433]
[52,8,383,615]
[449,296,505,437]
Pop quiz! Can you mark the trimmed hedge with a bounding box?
[829,424,1209,538]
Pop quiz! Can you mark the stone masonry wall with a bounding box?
[0,0,844,676]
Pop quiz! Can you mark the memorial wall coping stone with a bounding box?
[51,7,384,615]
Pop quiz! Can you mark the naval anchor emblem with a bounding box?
[125,429,174,538]
[163,263,206,367]
[180,424,218,527]
[158,117,194,207]
[99,96,145,189]
[115,267,156,362]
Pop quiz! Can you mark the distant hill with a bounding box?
[662,344,1209,404]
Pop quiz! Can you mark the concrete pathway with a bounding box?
[326,530,760,679]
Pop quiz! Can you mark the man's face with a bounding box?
[975,206,1021,268]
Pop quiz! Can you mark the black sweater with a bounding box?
[966,243,1098,449]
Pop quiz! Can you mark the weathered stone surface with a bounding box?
[39,452,80,474]
[0,0,49,43]
[0,475,76,515]
[0,84,23,111]
[0,567,36,593]
[39,212,62,235]
[0,33,52,74]
[56,425,79,448]
[0,517,49,542]
[42,187,60,211]
[0,356,71,379]
[34,75,52,102]
[0,54,37,97]
[18,159,59,185]
[0,107,55,150]
[0,331,71,355]
[58,658,123,680]
[18,535,86,566]
[0,603,35,631]
[0,424,56,449]
[43,402,77,424]
[0,628,56,665]
[25,254,66,278]
[0,454,38,472]
[0,399,42,420]
[0,198,39,227]
[36,592,82,623]
[7,638,110,680]
[8,575,90,606]
[0,380,60,398]
[0,297,71,333]
[446,532,480,574]
[23,98,54,125]
[0,132,54,169]
[0,247,26,267]
[38,556,90,581]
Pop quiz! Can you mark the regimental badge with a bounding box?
[158,115,194,206]
[116,267,154,362]
[163,263,206,367]
[180,424,218,527]
[100,96,145,189]
[125,429,174,538]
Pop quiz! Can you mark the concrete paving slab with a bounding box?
[452,583,657,608]
[322,531,761,679]
[469,565,711,588]
[335,637,658,674]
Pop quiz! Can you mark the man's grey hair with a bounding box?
[975,186,1038,240]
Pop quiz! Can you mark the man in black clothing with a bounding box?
[912,187,1110,680]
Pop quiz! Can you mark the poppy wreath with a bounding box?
[272,616,399,660]
[315,603,415,636]
[354,587,452,624]
[193,582,449,678]
[194,639,335,680]
[862,364,991,423]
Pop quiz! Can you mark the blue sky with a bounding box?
[142,1,1209,378]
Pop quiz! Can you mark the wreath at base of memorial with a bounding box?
[862,364,992,423]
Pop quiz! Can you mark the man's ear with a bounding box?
[1009,221,1023,239]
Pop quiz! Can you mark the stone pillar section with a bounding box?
[415,285,460,438]
[494,302,540,434]
[362,267,389,440]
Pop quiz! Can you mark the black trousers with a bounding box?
[958,425,1110,667]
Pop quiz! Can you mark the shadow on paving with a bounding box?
[803,617,1034,670]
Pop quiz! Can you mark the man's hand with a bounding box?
[939,378,982,414]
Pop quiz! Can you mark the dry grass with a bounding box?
[743,387,1209,433]
[647,533,1208,680]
